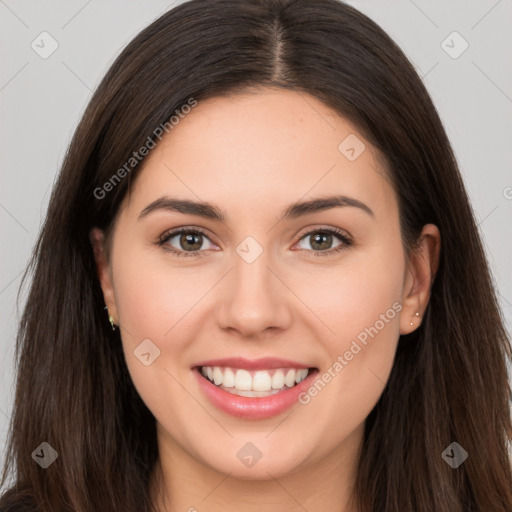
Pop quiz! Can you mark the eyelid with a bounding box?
[158,225,215,244]
[295,224,351,243]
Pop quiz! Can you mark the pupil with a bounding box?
[312,233,331,251]
[181,233,201,250]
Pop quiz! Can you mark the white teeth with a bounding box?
[213,367,223,386]
[271,370,285,389]
[234,369,252,390]
[218,387,282,397]
[200,366,311,393]
[253,371,272,391]
[295,368,308,384]
[223,368,235,388]
[285,369,296,387]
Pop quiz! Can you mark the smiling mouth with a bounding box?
[196,365,318,397]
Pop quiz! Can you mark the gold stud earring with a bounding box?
[104,305,116,331]
[109,314,116,331]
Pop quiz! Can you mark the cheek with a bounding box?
[297,240,404,344]
[109,246,207,415]
[110,250,200,424]
[294,241,404,410]
[111,243,202,345]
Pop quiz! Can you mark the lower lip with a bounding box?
[193,367,319,420]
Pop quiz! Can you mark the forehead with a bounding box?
[122,89,396,223]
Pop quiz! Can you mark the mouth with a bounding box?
[197,365,315,397]
[192,360,319,420]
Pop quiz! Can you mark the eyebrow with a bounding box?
[138,195,375,222]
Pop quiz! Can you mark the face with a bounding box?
[93,88,432,482]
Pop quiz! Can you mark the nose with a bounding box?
[216,245,292,339]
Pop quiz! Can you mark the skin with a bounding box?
[91,88,440,512]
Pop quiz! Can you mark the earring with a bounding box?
[410,312,420,326]
[104,305,116,331]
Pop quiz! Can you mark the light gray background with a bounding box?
[1,0,511,489]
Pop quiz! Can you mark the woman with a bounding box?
[1,0,511,510]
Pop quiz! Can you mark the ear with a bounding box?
[400,223,441,334]
[90,227,118,324]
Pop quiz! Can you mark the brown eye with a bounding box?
[177,232,203,251]
[309,232,334,251]
[296,228,352,256]
[158,228,216,258]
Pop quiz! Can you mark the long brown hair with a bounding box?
[1,1,511,510]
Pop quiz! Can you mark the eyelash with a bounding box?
[156,226,352,259]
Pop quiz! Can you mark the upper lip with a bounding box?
[193,357,314,371]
